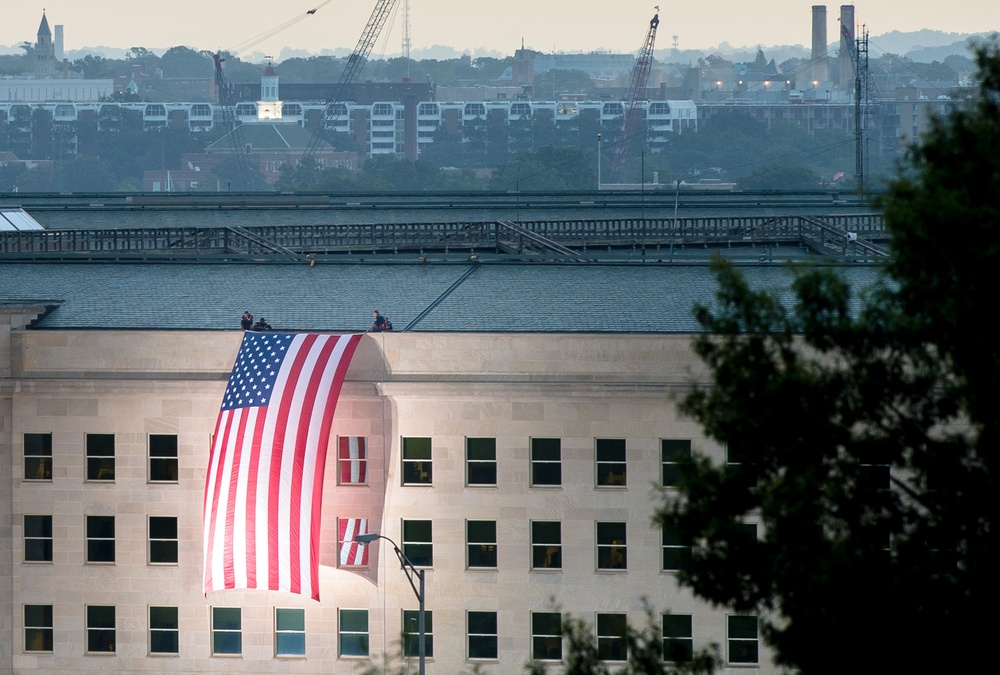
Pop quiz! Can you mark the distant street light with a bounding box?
[355,532,426,675]
[597,133,603,191]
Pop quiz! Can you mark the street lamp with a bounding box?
[354,532,426,675]
[597,132,602,191]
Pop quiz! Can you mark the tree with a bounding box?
[659,41,1000,674]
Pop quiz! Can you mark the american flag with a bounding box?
[339,517,370,566]
[203,331,362,600]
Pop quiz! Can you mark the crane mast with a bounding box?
[610,11,660,180]
[213,52,256,189]
[304,0,399,158]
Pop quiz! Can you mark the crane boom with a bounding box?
[304,0,399,158]
[610,12,659,179]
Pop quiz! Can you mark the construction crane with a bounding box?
[610,9,660,180]
[304,0,399,159]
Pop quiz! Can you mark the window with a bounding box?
[661,439,691,487]
[275,608,305,656]
[86,434,115,481]
[662,614,693,662]
[727,442,757,491]
[339,609,369,657]
[402,520,433,567]
[149,435,178,482]
[402,610,433,657]
[467,611,497,660]
[86,515,115,563]
[531,611,562,661]
[338,436,368,485]
[402,437,432,485]
[467,520,497,568]
[531,521,561,570]
[662,520,691,571]
[339,517,370,567]
[86,605,115,653]
[24,604,53,652]
[530,438,561,486]
[597,613,628,661]
[24,433,52,480]
[212,607,242,655]
[149,606,179,655]
[149,516,178,564]
[596,522,627,570]
[596,439,627,486]
[728,615,759,664]
[24,515,52,563]
[466,437,497,486]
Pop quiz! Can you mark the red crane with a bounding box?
[610,11,660,180]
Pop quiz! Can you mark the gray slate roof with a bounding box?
[0,261,881,333]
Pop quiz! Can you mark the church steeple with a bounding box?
[37,12,52,44]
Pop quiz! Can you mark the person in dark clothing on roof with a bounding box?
[241,311,254,330]
[367,309,387,333]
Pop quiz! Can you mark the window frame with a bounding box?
[275,607,306,657]
[727,615,759,665]
[86,515,115,564]
[85,433,115,482]
[402,609,434,658]
[148,515,179,565]
[149,605,179,655]
[661,439,692,487]
[661,521,690,572]
[530,520,562,570]
[467,610,498,660]
[531,611,562,662]
[662,614,694,662]
[402,519,433,567]
[530,437,561,487]
[338,608,369,657]
[596,612,628,662]
[149,434,179,483]
[466,520,498,569]
[596,521,627,571]
[337,436,369,485]
[212,606,242,656]
[23,514,53,563]
[86,604,116,654]
[595,438,627,487]
[23,432,52,481]
[466,437,497,486]
[24,604,53,653]
[401,437,433,485]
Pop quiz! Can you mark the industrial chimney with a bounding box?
[839,4,855,88]
[811,6,828,83]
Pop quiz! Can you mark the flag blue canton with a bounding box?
[221,332,295,411]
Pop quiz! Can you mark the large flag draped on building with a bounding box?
[203,331,362,601]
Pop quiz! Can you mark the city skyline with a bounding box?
[3,1,998,61]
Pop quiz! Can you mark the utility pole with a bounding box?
[853,27,868,198]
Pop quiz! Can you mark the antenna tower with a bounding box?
[402,0,411,79]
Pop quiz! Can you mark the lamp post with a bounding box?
[355,532,425,675]
[597,132,602,191]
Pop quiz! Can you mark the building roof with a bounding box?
[207,123,327,152]
[0,261,880,333]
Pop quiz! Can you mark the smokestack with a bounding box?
[811,6,828,83]
[839,5,855,88]
[54,25,64,61]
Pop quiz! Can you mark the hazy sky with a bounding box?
[6,1,999,59]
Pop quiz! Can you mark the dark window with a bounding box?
[662,522,690,571]
[86,605,115,653]
[661,439,691,487]
[467,520,497,568]
[149,435,178,482]
[467,611,498,659]
[402,520,433,567]
[86,515,115,563]
[596,439,627,486]
[339,609,369,656]
[531,612,562,661]
[728,615,759,664]
[597,522,627,570]
[402,610,433,658]
[149,516,178,564]
[662,614,693,662]
[597,613,628,661]
[86,434,115,481]
[402,438,432,485]
[24,515,52,563]
[24,433,52,480]
[530,438,561,486]
[212,607,242,655]
[275,608,305,656]
[466,438,497,486]
[24,604,53,652]
[149,606,179,654]
[531,521,562,570]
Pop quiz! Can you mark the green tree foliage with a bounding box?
[490,146,596,191]
[659,41,1000,674]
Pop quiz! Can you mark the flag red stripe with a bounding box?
[244,407,267,588]
[203,410,228,593]
[222,410,251,589]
